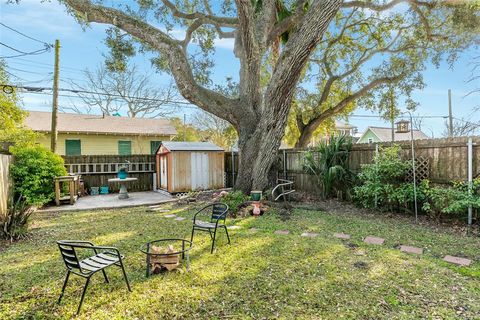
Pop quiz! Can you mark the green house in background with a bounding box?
[357,122,429,144]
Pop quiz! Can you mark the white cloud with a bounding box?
[214,37,235,50]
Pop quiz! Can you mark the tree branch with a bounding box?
[64,0,239,124]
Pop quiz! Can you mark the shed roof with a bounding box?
[25,111,177,136]
[160,141,224,152]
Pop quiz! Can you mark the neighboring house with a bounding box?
[334,120,357,137]
[25,111,177,155]
[357,121,429,144]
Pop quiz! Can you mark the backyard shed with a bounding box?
[155,141,224,193]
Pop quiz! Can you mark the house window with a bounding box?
[65,140,81,156]
[368,138,373,144]
[150,141,162,154]
[118,141,132,155]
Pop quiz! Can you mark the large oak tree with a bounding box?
[61,0,477,192]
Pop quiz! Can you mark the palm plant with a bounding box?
[303,134,353,199]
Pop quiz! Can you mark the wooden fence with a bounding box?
[224,136,480,192]
[63,155,155,192]
[0,154,13,216]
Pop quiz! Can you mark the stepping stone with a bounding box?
[174,217,186,221]
[443,255,472,266]
[334,232,351,240]
[364,236,385,245]
[151,208,170,212]
[249,228,259,233]
[400,245,423,255]
[228,226,241,230]
[274,230,290,235]
[301,232,318,238]
[164,214,176,218]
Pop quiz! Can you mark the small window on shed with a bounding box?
[150,141,162,154]
[368,138,373,144]
[118,141,132,155]
[65,139,81,156]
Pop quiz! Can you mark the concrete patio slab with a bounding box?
[400,245,423,255]
[334,232,351,240]
[301,232,318,238]
[39,191,175,212]
[364,236,385,245]
[443,255,472,266]
[274,230,290,235]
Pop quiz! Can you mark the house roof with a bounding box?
[358,126,429,143]
[160,141,224,152]
[24,111,177,136]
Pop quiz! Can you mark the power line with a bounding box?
[4,84,198,108]
[0,22,52,46]
[6,66,53,76]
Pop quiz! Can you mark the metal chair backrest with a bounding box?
[57,241,82,272]
[211,203,228,223]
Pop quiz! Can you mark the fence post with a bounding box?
[467,137,473,226]
[374,144,378,208]
[231,150,235,188]
[283,150,287,180]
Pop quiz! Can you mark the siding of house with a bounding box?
[357,130,380,144]
[36,133,172,155]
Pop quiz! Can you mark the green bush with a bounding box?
[303,134,354,199]
[219,191,249,214]
[353,145,415,210]
[422,178,480,221]
[10,145,67,206]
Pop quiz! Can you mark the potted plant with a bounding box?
[250,190,262,201]
[117,161,130,179]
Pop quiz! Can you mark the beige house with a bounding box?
[25,111,177,155]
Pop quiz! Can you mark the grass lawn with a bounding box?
[0,202,479,319]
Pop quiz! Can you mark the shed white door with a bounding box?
[159,155,168,190]
[191,152,209,190]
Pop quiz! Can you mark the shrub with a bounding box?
[303,134,354,199]
[353,145,412,210]
[1,196,34,241]
[10,145,67,206]
[219,191,249,213]
[422,178,480,221]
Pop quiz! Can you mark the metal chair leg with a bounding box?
[190,227,195,245]
[58,270,70,304]
[119,260,132,292]
[76,277,90,315]
[210,228,217,254]
[101,269,109,283]
[223,226,231,244]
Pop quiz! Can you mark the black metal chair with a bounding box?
[190,203,230,253]
[56,240,131,315]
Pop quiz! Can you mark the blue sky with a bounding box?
[1,0,479,137]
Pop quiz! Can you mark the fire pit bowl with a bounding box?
[140,238,192,277]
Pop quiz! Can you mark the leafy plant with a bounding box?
[0,196,34,241]
[219,191,249,214]
[303,134,353,199]
[10,145,67,206]
[354,145,412,210]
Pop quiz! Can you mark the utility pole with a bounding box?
[448,89,453,137]
[50,39,60,153]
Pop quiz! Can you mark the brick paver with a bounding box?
[443,255,472,266]
[364,236,385,245]
[400,245,423,255]
[334,232,351,240]
[301,232,318,238]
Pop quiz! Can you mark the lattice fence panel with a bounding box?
[406,156,430,183]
